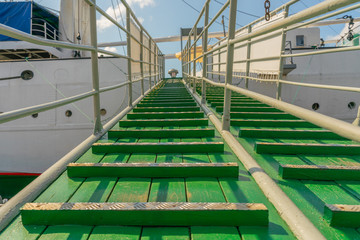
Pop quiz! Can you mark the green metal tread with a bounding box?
[196,83,360,239]
[0,80,296,239]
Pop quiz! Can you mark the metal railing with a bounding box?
[0,0,164,232]
[182,0,360,135]
[0,0,164,130]
[31,18,60,40]
[180,1,360,239]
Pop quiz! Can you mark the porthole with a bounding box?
[21,70,34,80]
[100,108,107,116]
[348,102,356,110]
[65,110,72,117]
[312,103,319,111]
[31,113,38,118]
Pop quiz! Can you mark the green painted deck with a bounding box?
[195,82,360,239]
[0,80,296,239]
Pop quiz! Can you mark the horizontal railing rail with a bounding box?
[0,0,165,232]
[182,0,360,117]
[0,0,164,129]
[181,1,360,238]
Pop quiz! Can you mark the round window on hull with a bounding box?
[312,103,319,111]
[348,102,356,110]
[21,70,34,80]
[100,109,107,116]
[65,110,73,117]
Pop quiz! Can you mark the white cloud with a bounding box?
[97,0,155,31]
[105,47,118,53]
[138,17,144,24]
[99,47,118,57]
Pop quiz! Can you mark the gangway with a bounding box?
[0,0,360,239]
[1,79,295,239]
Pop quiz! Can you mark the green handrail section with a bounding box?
[0,79,300,239]
[193,82,360,239]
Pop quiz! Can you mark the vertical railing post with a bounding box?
[245,25,252,89]
[188,41,191,85]
[221,0,237,131]
[149,40,152,90]
[201,2,209,104]
[218,46,221,83]
[154,46,157,84]
[163,55,165,79]
[126,8,133,107]
[140,30,144,96]
[89,0,103,133]
[44,22,47,39]
[276,5,290,100]
[192,27,197,93]
[186,42,191,87]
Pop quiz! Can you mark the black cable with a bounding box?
[299,0,338,35]
[213,0,260,18]
[111,0,126,55]
[181,0,226,28]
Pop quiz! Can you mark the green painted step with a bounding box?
[92,142,224,153]
[211,101,259,107]
[149,92,190,94]
[133,106,200,112]
[21,202,268,226]
[211,102,267,107]
[148,92,190,94]
[149,90,189,92]
[108,128,215,138]
[205,94,244,97]
[324,204,360,227]
[137,102,197,107]
[146,96,192,99]
[144,95,192,99]
[208,99,254,103]
[207,97,253,102]
[217,107,282,113]
[239,129,345,139]
[142,98,193,102]
[141,99,195,103]
[231,119,318,127]
[67,162,239,178]
[279,164,360,180]
[127,112,204,119]
[119,119,208,127]
[255,142,360,155]
[230,112,298,119]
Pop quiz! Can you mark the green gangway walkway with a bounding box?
[195,82,360,239]
[1,79,359,239]
[0,80,295,239]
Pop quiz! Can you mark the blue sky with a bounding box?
[34,0,360,72]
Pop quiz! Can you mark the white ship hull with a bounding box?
[244,49,360,122]
[0,57,146,174]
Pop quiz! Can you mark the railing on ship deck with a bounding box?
[0,0,164,231]
[181,0,360,142]
[0,0,165,132]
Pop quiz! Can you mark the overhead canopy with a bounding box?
[0,2,32,41]
[0,1,58,42]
